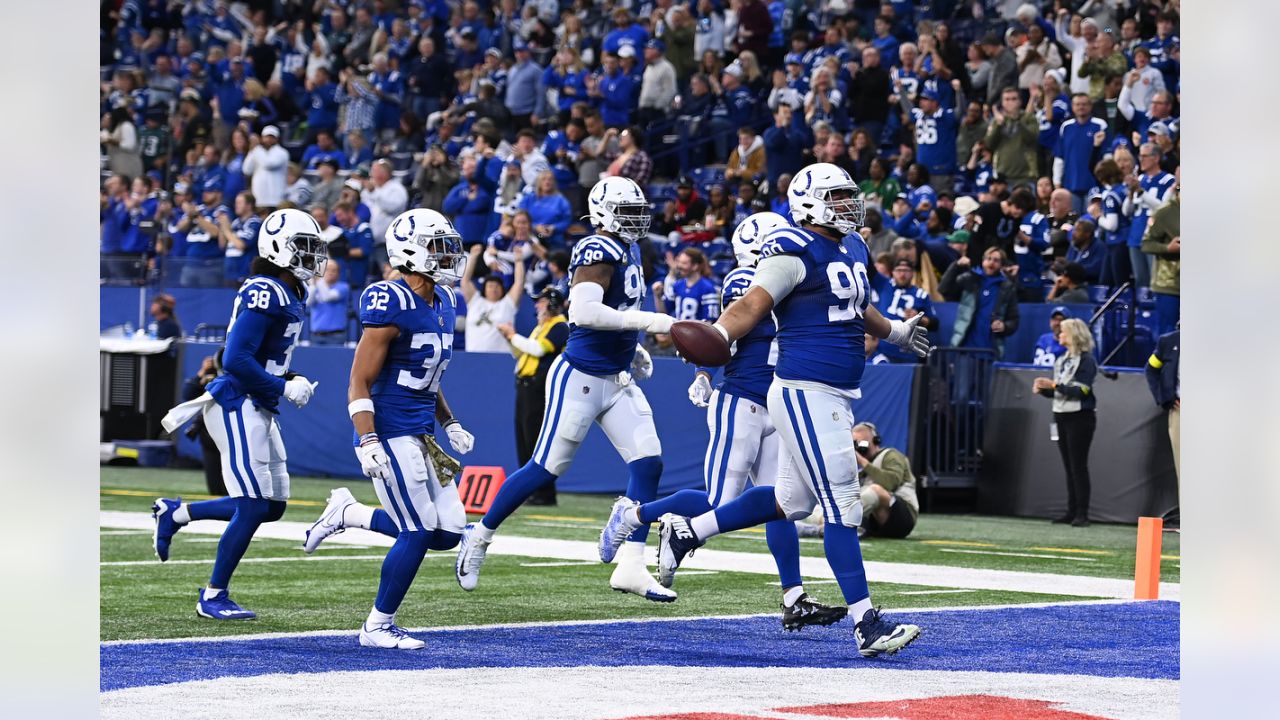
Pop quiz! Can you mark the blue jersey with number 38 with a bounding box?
[759,226,871,390]
[562,234,645,376]
[359,279,457,439]
[208,275,306,412]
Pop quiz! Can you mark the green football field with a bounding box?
[100,466,1179,642]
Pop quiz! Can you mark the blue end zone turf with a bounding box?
[101,601,1179,692]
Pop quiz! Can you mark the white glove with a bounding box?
[688,373,712,407]
[443,419,474,454]
[886,315,932,358]
[356,433,391,481]
[282,376,318,408]
[631,345,653,380]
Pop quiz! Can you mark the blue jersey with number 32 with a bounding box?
[562,234,645,376]
[208,275,306,412]
[759,226,871,390]
[359,279,457,439]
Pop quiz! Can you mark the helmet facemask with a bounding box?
[406,231,466,284]
[286,233,328,281]
[606,200,652,241]
[816,185,866,235]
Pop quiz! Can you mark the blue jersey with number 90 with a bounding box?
[359,279,457,439]
[562,234,645,376]
[759,226,871,390]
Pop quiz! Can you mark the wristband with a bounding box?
[348,398,375,418]
[358,432,380,447]
[441,418,458,429]
[712,323,730,342]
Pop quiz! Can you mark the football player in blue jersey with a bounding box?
[153,209,328,620]
[299,209,475,649]
[653,163,929,657]
[600,212,847,631]
[454,176,677,602]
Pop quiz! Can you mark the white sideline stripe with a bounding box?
[102,555,392,567]
[101,529,151,535]
[898,589,975,596]
[940,548,1100,562]
[520,561,598,568]
[101,598,1141,647]
[101,510,1180,601]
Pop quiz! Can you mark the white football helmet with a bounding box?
[731,211,791,267]
[788,162,866,235]
[258,208,328,281]
[385,208,466,283]
[588,176,651,241]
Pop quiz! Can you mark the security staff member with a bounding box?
[852,422,919,538]
[498,286,569,505]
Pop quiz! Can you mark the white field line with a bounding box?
[898,589,975,596]
[101,510,1180,601]
[939,548,1099,562]
[102,555,393,567]
[101,597,1145,647]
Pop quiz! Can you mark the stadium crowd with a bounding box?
[100,0,1182,347]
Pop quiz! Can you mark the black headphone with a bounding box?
[537,286,567,315]
[854,422,881,445]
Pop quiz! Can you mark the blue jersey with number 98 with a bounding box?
[562,234,645,376]
[759,226,871,390]
[359,279,457,439]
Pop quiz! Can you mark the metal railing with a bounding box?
[922,347,997,493]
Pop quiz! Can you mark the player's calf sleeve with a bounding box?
[625,456,664,542]
[187,496,239,522]
[708,485,782,537]
[765,519,803,589]
[429,529,462,551]
[265,500,287,522]
[481,462,557,530]
[373,531,431,615]
[822,523,871,609]
[369,508,399,537]
[638,489,712,525]
[209,497,273,589]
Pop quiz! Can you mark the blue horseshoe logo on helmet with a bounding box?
[791,171,813,197]
[265,213,287,235]
[393,215,415,241]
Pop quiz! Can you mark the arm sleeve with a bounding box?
[749,255,806,303]
[509,333,547,356]
[223,310,287,398]
[1052,157,1064,187]
[568,281,669,332]
[1117,84,1136,120]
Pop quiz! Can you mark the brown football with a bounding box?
[670,320,732,367]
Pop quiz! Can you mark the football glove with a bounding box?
[886,315,932,358]
[631,345,653,380]
[283,376,317,408]
[687,373,712,408]
[355,433,391,481]
[442,419,474,454]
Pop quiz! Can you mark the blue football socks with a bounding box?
[822,522,871,606]
[623,456,664,542]
[481,462,557,530]
[373,530,430,615]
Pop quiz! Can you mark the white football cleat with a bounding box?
[610,558,677,603]
[598,496,642,563]
[455,523,490,591]
[359,622,425,650]
[303,487,356,554]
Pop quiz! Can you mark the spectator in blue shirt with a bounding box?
[1012,206,1052,301]
[1033,307,1071,367]
[707,62,756,160]
[1090,159,1131,288]
[302,129,346,170]
[220,191,261,285]
[332,201,372,290]
[368,53,405,140]
[1123,143,1176,289]
[121,176,160,255]
[902,81,965,193]
[603,7,649,58]
[875,259,937,363]
[871,15,901,67]
[519,171,573,249]
[306,260,351,345]
[763,104,811,188]
[213,57,247,130]
[1142,12,1180,90]
[1065,217,1105,285]
[305,67,340,142]
[1053,94,1108,209]
[101,175,130,256]
[506,38,542,130]
[592,53,635,129]
[443,154,497,249]
[940,247,1021,359]
[405,36,453,120]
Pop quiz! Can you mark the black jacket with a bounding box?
[1145,329,1180,409]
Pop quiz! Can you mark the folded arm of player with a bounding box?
[568,263,672,334]
[348,324,398,481]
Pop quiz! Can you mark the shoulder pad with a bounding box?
[570,235,627,269]
[435,284,458,312]
[759,227,811,258]
[359,280,417,326]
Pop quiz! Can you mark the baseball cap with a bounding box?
[179,87,201,102]
[229,56,244,65]
[1063,262,1087,284]
[675,174,694,188]
[953,196,980,217]
[784,52,805,65]
[946,229,971,245]
[919,88,940,102]
[617,45,636,59]
[513,37,529,52]
[343,178,364,192]
[893,258,914,270]
[893,192,909,203]
[261,125,280,138]
[1147,121,1170,136]
[459,27,477,40]
[722,62,743,78]
[173,181,190,195]
[1045,68,1066,86]
[201,175,222,194]
[485,47,502,58]
[645,38,665,52]
[1050,305,1072,319]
